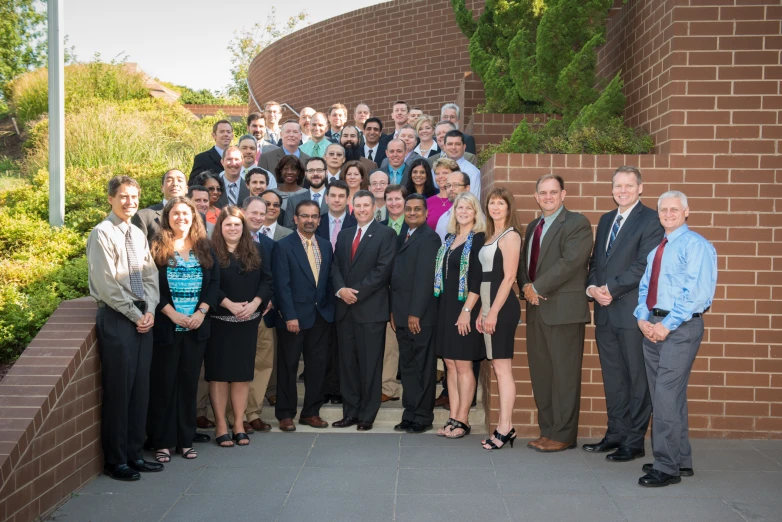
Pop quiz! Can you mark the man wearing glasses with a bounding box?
[284,157,329,228]
[368,171,390,222]
[434,171,470,242]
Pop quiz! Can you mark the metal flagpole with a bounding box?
[48,0,65,227]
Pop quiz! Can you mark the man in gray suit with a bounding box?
[132,169,188,241]
[259,190,294,241]
[518,174,593,453]
[583,166,664,462]
[258,121,312,174]
[283,157,328,228]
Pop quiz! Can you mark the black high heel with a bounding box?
[482,428,516,450]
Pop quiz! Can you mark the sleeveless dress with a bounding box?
[478,228,522,360]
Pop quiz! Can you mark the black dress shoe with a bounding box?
[643,463,694,477]
[606,446,645,462]
[332,417,358,428]
[638,469,681,487]
[323,393,332,402]
[582,438,620,453]
[394,420,412,432]
[128,459,164,473]
[406,422,433,434]
[357,421,373,431]
[193,433,211,443]
[330,395,343,405]
[104,464,140,481]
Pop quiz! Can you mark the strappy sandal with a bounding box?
[482,428,516,450]
[215,433,234,448]
[233,432,250,446]
[154,449,171,463]
[177,447,198,459]
[445,420,471,439]
[437,418,457,437]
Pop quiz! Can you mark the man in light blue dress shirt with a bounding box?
[634,190,717,488]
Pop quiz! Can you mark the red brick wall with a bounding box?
[466,113,557,151]
[247,0,484,131]
[0,299,102,522]
[184,104,249,118]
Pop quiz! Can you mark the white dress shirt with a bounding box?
[261,222,277,238]
[364,143,379,161]
[435,208,452,243]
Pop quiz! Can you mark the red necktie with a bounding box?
[351,228,362,261]
[528,217,545,281]
[645,237,668,310]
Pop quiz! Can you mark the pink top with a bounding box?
[426,195,452,230]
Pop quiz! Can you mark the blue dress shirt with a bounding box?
[634,224,717,331]
[388,165,404,185]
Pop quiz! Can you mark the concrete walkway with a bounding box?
[48,435,782,522]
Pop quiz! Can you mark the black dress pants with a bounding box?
[275,312,330,420]
[146,330,207,449]
[322,323,341,396]
[96,305,153,465]
[396,325,436,425]
[337,310,386,423]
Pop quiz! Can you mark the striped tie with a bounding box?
[125,228,145,299]
[605,215,623,257]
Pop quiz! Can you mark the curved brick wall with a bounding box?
[247,0,484,130]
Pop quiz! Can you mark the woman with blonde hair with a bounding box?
[413,115,439,158]
[434,192,486,439]
[477,187,522,450]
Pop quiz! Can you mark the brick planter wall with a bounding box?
[183,104,249,119]
[466,113,558,152]
[0,299,102,522]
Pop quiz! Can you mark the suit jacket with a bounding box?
[325,129,342,141]
[282,190,328,229]
[190,147,223,182]
[216,176,251,208]
[587,203,664,329]
[427,151,479,168]
[272,232,335,329]
[463,133,477,155]
[316,211,357,245]
[131,202,165,242]
[389,224,441,327]
[517,207,593,326]
[272,224,293,241]
[358,157,378,175]
[153,250,220,344]
[364,141,387,166]
[330,220,397,323]
[253,233,278,328]
[259,149,312,174]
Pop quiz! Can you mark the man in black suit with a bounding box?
[440,103,477,155]
[330,190,397,431]
[216,146,251,208]
[273,200,335,432]
[390,195,441,434]
[190,119,234,181]
[283,157,328,228]
[363,117,387,165]
[132,169,188,242]
[583,166,664,461]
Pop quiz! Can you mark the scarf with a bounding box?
[433,231,474,302]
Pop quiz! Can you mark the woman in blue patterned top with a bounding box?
[147,197,219,462]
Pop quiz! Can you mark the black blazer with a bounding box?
[153,250,220,344]
[315,212,357,243]
[131,202,164,242]
[272,232,335,329]
[587,203,664,329]
[255,234,278,328]
[390,224,441,327]
[330,220,397,323]
[190,147,223,182]
[365,141,387,166]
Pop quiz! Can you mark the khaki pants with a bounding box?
[382,323,400,397]
[227,320,276,424]
[196,364,214,421]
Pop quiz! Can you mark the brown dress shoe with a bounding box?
[526,436,547,449]
[248,419,271,432]
[381,393,399,402]
[266,395,277,406]
[196,416,215,429]
[242,421,255,434]
[434,395,450,409]
[299,416,329,428]
[279,418,296,432]
[536,439,576,453]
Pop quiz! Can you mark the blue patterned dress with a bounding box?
[167,251,203,331]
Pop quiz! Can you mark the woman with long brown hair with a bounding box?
[147,196,220,462]
[477,187,522,450]
[205,205,273,447]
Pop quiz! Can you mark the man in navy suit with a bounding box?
[583,166,664,461]
[362,117,387,166]
[272,200,335,432]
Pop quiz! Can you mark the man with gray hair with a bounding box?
[634,191,717,487]
[259,120,312,173]
[440,103,477,154]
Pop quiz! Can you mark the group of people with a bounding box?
[87,99,716,489]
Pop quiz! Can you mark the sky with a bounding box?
[62,0,388,92]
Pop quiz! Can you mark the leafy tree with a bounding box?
[0,0,47,99]
[226,7,309,100]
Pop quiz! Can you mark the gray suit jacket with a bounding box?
[282,190,328,229]
[273,224,293,241]
[517,207,593,326]
[258,149,312,174]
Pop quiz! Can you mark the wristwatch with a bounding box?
[462,306,471,313]
[197,307,208,315]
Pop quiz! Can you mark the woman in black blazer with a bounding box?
[146,197,220,462]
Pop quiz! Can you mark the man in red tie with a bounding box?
[517,174,594,452]
[330,190,397,431]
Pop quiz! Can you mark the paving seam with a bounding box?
[274,434,319,522]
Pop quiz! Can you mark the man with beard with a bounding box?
[300,113,334,158]
[247,113,279,164]
[325,103,348,142]
[299,107,316,144]
[324,143,346,183]
[340,125,377,173]
[284,157,328,228]
[362,117,387,165]
[238,134,277,189]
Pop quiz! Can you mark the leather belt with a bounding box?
[96,301,146,313]
[651,308,701,318]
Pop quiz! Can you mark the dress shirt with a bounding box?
[86,211,160,322]
[634,224,717,331]
[353,221,372,243]
[435,208,452,243]
[604,200,640,251]
[413,141,438,158]
[364,143,379,160]
[406,227,417,239]
[455,156,481,198]
[266,130,280,144]
[300,138,331,158]
[261,222,278,238]
[309,188,326,205]
[283,147,301,158]
[214,145,225,157]
[301,134,311,144]
[219,172,242,205]
[387,214,405,235]
[297,230,322,274]
[327,172,340,184]
[388,164,405,185]
[329,212,347,240]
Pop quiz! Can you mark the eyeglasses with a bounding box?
[370,182,387,188]
[306,168,326,174]
[207,187,222,192]
[444,183,466,189]
[263,201,281,208]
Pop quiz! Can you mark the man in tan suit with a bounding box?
[518,174,593,453]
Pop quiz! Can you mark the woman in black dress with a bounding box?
[434,192,486,439]
[206,206,273,447]
[477,187,522,450]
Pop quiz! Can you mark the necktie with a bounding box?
[305,238,318,281]
[605,215,623,257]
[375,209,382,222]
[528,217,545,282]
[313,142,320,157]
[252,231,260,243]
[228,182,237,205]
[646,237,668,310]
[125,227,145,299]
[312,192,321,206]
[331,218,341,251]
[351,228,362,261]
[367,149,374,161]
[333,132,340,142]
[262,227,270,237]
[405,231,411,242]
